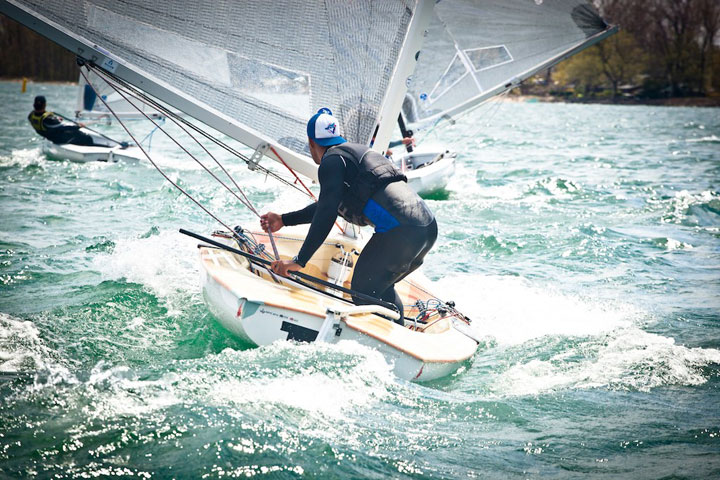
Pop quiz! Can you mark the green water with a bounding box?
[1,82,719,478]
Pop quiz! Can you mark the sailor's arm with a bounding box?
[269,155,343,276]
[282,203,317,226]
[293,155,343,267]
[260,201,316,233]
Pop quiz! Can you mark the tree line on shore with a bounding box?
[534,0,720,101]
[2,1,719,102]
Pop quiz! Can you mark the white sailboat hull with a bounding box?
[198,233,478,382]
[394,148,456,196]
[42,140,144,163]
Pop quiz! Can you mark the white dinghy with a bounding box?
[42,134,144,163]
[190,228,479,382]
[393,145,457,197]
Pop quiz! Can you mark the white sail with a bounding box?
[75,69,163,121]
[1,0,431,181]
[403,0,617,126]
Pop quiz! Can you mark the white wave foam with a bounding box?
[0,313,46,372]
[0,313,75,387]
[204,342,395,419]
[79,361,182,418]
[429,273,720,395]
[91,229,200,314]
[44,341,396,427]
[686,135,720,143]
[663,237,694,251]
[2,147,47,168]
[495,328,720,395]
[432,273,635,345]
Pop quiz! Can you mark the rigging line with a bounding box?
[459,89,509,144]
[87,65,285,269]
[87,65,311,198]
[87,65,339,244]
[264,145,316,254]
[86,66,261,216]
[268,145,316,201]
[78,66,237,235]
[108,83,257,215]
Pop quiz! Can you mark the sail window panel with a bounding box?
[422,74,480,121]
[403,10,461,123]
[228,56,310,120]
[86,5,233,87]
[464,45,514,73]
[406,0,610,125]
[428,54,470,103]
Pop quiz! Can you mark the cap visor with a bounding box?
[314,136,347,147]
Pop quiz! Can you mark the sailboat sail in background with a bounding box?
[76,69,163,122]
[394,0,616,197]
[404,0,616,128]
[0,0,615,381]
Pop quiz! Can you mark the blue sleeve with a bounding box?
[294,154,345,266]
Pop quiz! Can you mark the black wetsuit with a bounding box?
[28,111,98,146]
[282,143,437,321]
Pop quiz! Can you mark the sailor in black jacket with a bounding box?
[28,95,105,146]
[261,108,437,322]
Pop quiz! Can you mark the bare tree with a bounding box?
[697,0,720,94]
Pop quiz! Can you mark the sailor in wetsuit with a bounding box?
[261,108,437,324]
[28,95,107,146]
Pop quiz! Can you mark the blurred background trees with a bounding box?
[553,0,720,100]
[0,16,76,81]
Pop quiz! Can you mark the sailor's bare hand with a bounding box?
[260,212,283,233]
[271,259,301,277]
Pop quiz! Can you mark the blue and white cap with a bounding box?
[307,107,347,147]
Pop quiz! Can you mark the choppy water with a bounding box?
[1,81,719,479]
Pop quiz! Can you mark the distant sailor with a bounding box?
[261,108,437,323]
[28,95,111,147]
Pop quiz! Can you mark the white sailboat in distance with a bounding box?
[75,69,164,122]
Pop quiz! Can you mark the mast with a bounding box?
[397,114,414,153]
[370,0,434,154]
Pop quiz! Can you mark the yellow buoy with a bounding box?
[21,78,27,93]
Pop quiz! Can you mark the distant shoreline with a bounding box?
[504,94,720,108]
[3,78,718,108]
[1,78,77,86]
